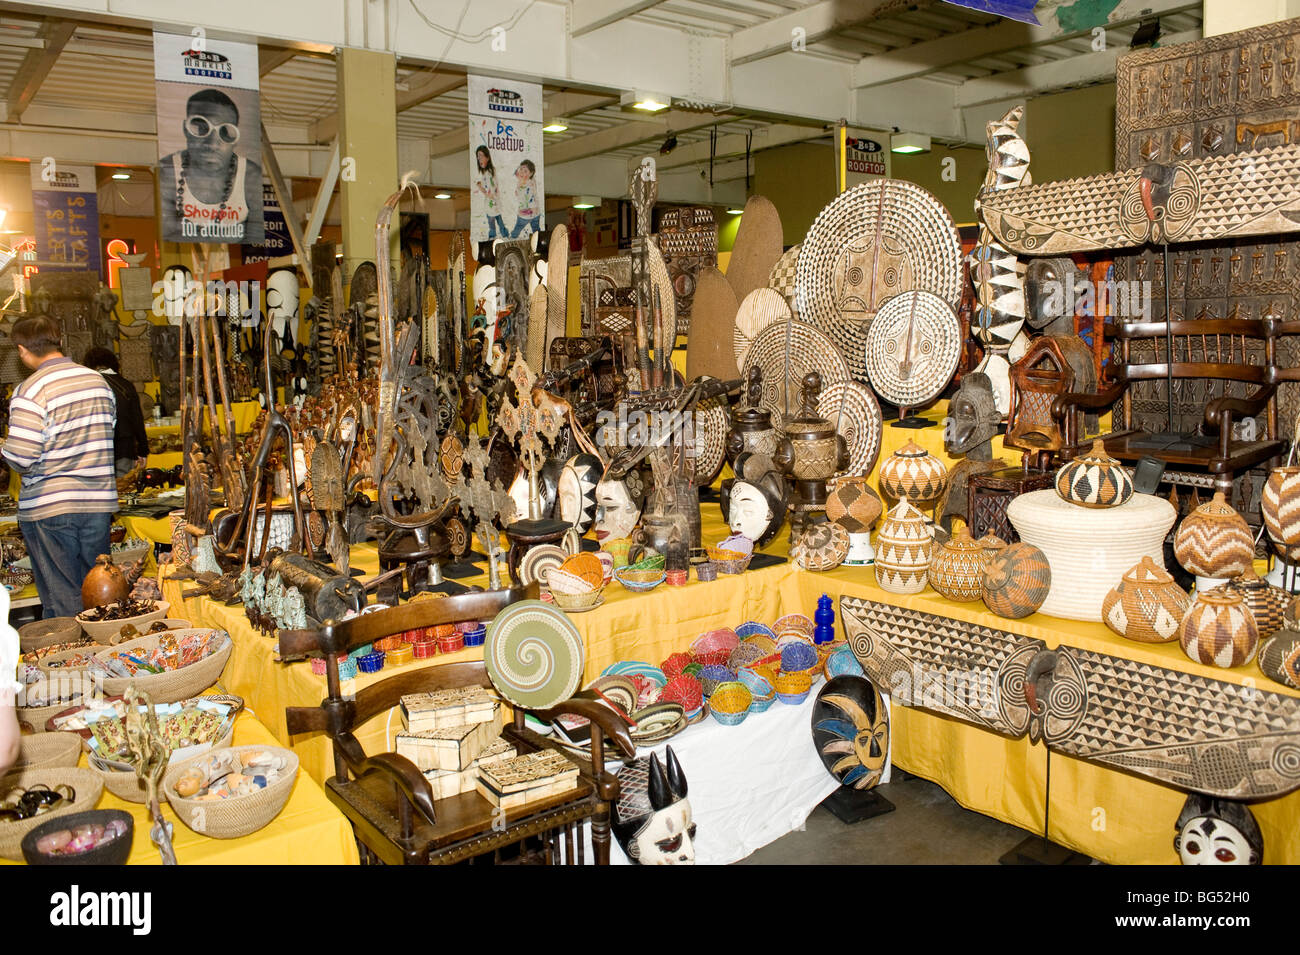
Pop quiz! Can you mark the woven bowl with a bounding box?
[780,641,819,673]
[95,629,232,704]
[627,553,667,572]
[546,567,598,596]
[21,809,133,866]
[773,613,815,639]
[728,641,768,671]
[695,561,718,582]
[164,745,299,839]
[14,732,83,771]
[707,546,752,575]
[773,668,813,705]
[615,567,666,592]
[742,633,778,656]
[691,628,739,667]
[19,677,93,733]
[709,681,753,727]
[696,664,736,698]
[0,766,105,860]
[659,673,704,713]
[719,534,755,556]
[386,645,415,667]
[18,618,83,654]
[661,652,694,681]
[76,601,171,645]
[559,552,605,590]
[551,587,605,612]
[736,621,777,641]
[746,652,783,685]
[737,668,776,712]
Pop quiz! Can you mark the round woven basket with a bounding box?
[773,668,813,704]
[737,668,776,712]
[696,664,736,697]
[615,568,665,592]
[18,617,83,654]
[0,766,104,861]
[14,732,82,771]
[163,745,299,839]
[709,681,753,726]
[76,602,171,645]
[1007,489,1175,622]
[95,629,232,703]
[18,676,92,732]
[551,588,605,612]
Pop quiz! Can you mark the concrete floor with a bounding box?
[739,771,1056,865]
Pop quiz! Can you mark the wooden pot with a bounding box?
[80,554,129,611]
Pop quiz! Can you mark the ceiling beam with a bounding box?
[853,0,1200,89]
[542,90,619,122]
[259,46,298,75]
[653,122,829,170]
[310,68,463,143]
[428,126,470,159]
[546,110,732,165]
[6,18,76,122]
[570,0,669,37]
[954,28,1201,108]
[730,0,910,67]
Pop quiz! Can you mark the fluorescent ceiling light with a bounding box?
[434,192,452,199]
[727,208,744,215]
[891,132,931,154]
[542,121,568,133]
[111,172,131,180]
[573,195,600,210]
[621,90,670,113]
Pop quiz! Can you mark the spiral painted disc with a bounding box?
[484,599,586,710]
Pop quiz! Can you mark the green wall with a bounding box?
[891,146,987,226]
[1023,82,1116,182]
[752,141,839,247]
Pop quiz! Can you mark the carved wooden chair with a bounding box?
[1053,314,1286,499]
[280,584,635,865]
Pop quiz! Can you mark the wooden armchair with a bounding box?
[280,584,635,865]
[1053,315,1285,499]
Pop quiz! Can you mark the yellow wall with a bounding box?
[890,146,987,226]
[1023,83,1117,181]
[752,141,838,247]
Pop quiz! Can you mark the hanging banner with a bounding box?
[844,130,891,189]
[29,162,101,275]
[241,180,292,263]
[468,75,545,246]
[153,31,264,244]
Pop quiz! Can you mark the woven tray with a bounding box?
[741,320,851,431]
[96,629,232,703]
[164,745,299,839]
[793,178,961,385]
[733,287,792,370]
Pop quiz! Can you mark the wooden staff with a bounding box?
[208,309,244,510]
[652,287,666,389]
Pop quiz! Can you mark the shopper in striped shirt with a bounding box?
[2,315,117,617]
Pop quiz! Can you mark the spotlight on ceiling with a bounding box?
[621,90,670,113]
[111,172,132,180]
[1130,17,1160,48]
[660,133,678,154]
[726,207,744,215]
[434,192,452,200]
[543,120,568,133]
[890,132,931,155]
[572,195,600,210]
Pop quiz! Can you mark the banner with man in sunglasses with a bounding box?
[153,32,264,244]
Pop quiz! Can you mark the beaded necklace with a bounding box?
[175,150,238,227]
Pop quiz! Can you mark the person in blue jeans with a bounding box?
[475,146,508,239]
[510,159,541,237]
[1,315,117,618]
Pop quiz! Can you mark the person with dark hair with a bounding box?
[158,87,263,242]
[2,316,117,618]
[474,146,508,239]
[83,346,149,477]
[510,158,541,238]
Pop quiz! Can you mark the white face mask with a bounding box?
[631,801,695,865]
[594,479,639,542]
[1177,816,1257,865]
[266,270,301,342]
[728,482,772,541]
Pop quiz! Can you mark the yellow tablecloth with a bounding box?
[4,711,358,865]
[146,401,262,470]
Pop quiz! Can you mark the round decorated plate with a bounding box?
[741,319,851,431]
[484,599,586,710]
[818,380,884,477]
[588,675,638,713]
[602,661,667,687]
[863,289,961,411]
[629,702,687,744]
[519,544,566,588]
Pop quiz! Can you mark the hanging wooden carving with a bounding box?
[841,596,1300,800]
[657,206,717,334]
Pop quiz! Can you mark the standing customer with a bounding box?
[1,316,117,617]
[83,347,149,477]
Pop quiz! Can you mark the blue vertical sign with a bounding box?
[241,180,293,263]
[29,162,102,275]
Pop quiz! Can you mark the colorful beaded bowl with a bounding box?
[373,635,409,653]
[546,567,597,597]
[455,620,483,633]
[661,652,694,681]
[356,651,385,674]
[780,641,819,673]
[690,628,739,667]
[348,644,374,660]
[737,668,776,713]
[707,546,752,575]
[603,661,666,685]
[773,668,812,705]
[627,554,667,572]
[695,561,718,582]
[696,664,736,698]
[746,652,783,685]
[659,673,703,714]
[743,633,778,656]
[462,626,486,647]
[385,645,415,667]
[681,662,703,678]
[774,614,815,639]
[560,552,605,590]
[336,657,358,681]
[727,641,768,672]
[709,681,753,727]
[665,569,689,586]
[824,644,864,680]
[736,621,777,641]
[436,633,464,654]
[412,640,438,659]
[428,624,456,640]
[615,568,666,593]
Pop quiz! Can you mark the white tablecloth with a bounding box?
[599,688,874,865]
